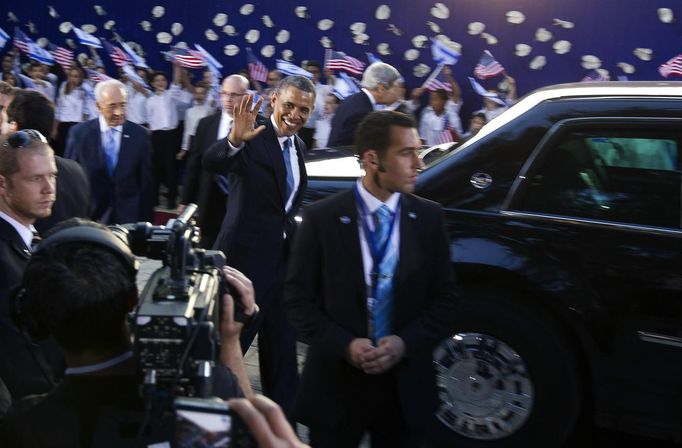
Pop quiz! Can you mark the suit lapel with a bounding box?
[335,191,367,305]
[394,194,419,295]
[262,122,288,205]
[114,122,132,178]
[0,218,31,259]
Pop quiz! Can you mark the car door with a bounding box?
[504,117,682,432]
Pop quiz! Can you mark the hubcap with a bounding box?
[433,333,534,440]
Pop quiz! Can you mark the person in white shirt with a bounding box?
[28,62,56,103]
[474,74,517,123]
[179,83,214,159]
[122,68,151,127]
[145,65,192,209]
[419,89,464,146]
[55,67,96,157]
[300,60,333,148]
[313,93,340,149]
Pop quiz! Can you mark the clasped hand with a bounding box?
[346,336,406,375]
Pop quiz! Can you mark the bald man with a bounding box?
[180,74,249,248]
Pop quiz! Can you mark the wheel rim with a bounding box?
[433,332,534,440]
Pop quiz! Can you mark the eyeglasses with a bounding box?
[220,91,246,99]
[3,129,48,149]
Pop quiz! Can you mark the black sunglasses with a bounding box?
[3,129,48,149]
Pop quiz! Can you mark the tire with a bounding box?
[429,290,582,448]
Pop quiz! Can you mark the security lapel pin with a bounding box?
[408,212,417,219]
[340,216,351,224]
[123,134,130,138]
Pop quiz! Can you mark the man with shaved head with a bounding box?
[180,74,249,248]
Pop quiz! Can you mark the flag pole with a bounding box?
[421,63,444,89]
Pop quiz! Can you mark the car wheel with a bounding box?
[431,292,582,447]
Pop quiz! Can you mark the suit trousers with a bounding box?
[239,261,299,418]
[307,372,410,448]
[151,128,179,208]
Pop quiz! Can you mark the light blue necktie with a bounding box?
[104,128,118,176]
[372,204,397,340]
[282,138,295,201]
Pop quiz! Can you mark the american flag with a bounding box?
[659,54,682,78]
[171,47,205,69]
[474,50,505,80]
[581,69,610,82]
[101,40,131,67]
[246,48,268,82]
[48,43,74,72]
[435,129,456,145]
[422,64,452,92]
[324,49,365,75]
[13,28,30,54]
[85,68,113,83]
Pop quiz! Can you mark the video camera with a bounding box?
[112,204,240,397]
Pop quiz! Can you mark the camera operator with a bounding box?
[0,218,258,447]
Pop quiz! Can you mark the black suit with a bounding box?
[65,119,153,224]
[327,90,373,147]
[285,189,457,445]
[181,112,227,249]
[34,156,91,234]
[203,117,307,414]
[0,218,62,401]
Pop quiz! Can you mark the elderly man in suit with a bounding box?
[65,79,153,224]
[203,75,315,415]
[327,62,403,147]
[180,74,248,249]
[286,111,458,447]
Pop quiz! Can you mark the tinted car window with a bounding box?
[512,128,682,228]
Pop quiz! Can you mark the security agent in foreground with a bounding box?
[0,218,258,447]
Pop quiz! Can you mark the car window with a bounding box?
[512,128,682,228]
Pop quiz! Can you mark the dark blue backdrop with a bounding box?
[4,1,682,113]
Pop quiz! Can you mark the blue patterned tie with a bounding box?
[104,128,117,176]
[372,204,396,340]
[282,138,295,201]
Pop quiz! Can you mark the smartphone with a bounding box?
[174,397,255,448]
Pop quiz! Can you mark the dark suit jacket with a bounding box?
[0,218,62,401]
[327,90,373,147]
[65,119,153,224]
[202,118,307,297]
[34,156,91,234]
[181,112,227,248]
[285,189,457,433]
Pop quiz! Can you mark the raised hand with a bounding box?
[229,94,266,147]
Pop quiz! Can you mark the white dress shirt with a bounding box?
[56,82,95,122]
[98,115,123,162]
[145,84,191,131]
[419,103,464,146]
[182,103,214,150]
[355,179,401,287]
[304,82,333,129]
[125,82,150,125]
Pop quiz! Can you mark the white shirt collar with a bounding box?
[0,210,35,249]
[270,115,294,150]
[361,88,378,110]
[356,178,400,214]
[98,115,122,133]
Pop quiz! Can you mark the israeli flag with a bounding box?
[333,72,360,99]
[0,27,9,51]
[73,27,102,48]
[121,64,150,89]
[275,60,313,79]
[468,77,508,106]
[120,41,149,68]
[431,38,460,66]
[28,43,54,65]
[366,52,382,64]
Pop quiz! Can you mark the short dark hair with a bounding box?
[21,219,137,352]
[6,89,55,137]
[355,110,416,158]
[151,71,167,83]
[432,88,449,101]
[305,60,321,70]
[278,75,316,101]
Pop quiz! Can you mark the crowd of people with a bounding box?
[0,45,520,446]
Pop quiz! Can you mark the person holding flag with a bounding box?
[415,65,463,145]
[55,66,97,156]
[300,59,334,148]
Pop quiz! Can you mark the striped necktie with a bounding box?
[371,204,397,340]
